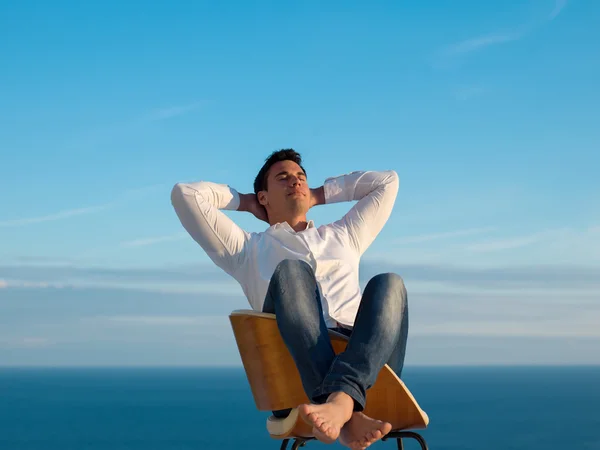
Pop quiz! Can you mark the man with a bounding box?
[171,149,408,450]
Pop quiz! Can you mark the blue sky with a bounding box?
[1,0,598,366]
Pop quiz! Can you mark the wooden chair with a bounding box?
[229,310,430,450]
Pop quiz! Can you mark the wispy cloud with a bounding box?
[142,102,202,122]
[454,85,487,101]
[121,232,187,248]
[0,337,54,349]
[412,318,600,338]
[95,315,225,326]
[1,255,598,365]
[0,262,229,286]
[437,1,568,63]
[465,229,567,253]
[0,184,165,228]
[549,0,568,20]
[443,31,525,57]
[0,261,240,295]
[8,256,79,266]
[0,204,111,227]
[360,260,600,291]
[0,279,67,289]
[4,247,600,297]
[394,227,496,245]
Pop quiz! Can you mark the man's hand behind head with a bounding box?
[310,186,325,209]
[239,193,269,223]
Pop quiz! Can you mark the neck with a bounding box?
[268,213,308,232]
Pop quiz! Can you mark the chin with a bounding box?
[289,202,309,215]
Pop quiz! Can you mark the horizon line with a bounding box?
[2,363,598,369]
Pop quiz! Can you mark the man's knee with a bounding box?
[273,259,314,279]
[267,259,320,320]
[370,272,406,290]
[369,272,408,306]
[268,259,316,307]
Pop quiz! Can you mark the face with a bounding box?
[258,160,310,217]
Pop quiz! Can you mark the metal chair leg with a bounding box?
[280,431,427,450]
[291,438,310,450]
[383,431,428,450]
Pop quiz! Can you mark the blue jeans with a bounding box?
[262,259,409,415]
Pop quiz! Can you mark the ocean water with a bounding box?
[1,366,598,450]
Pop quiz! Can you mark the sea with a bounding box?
[1,366,598,450]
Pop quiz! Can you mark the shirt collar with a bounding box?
[269,220,314,233]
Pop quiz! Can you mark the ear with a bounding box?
[257,190,268,206]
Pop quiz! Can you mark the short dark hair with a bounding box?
[253,148,307,194]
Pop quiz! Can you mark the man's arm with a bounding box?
[310,186,326,208]
[322,170,399,255]
[170,181,251,276]
[238,192,269,222]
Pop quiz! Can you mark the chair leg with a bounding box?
[290,438,311,450]
[383,431,428,450]
[280,432,426,450]
[278,438,313,450]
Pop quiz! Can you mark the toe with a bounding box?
[311,413,324,427]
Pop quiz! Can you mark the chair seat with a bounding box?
[229,309,429,439]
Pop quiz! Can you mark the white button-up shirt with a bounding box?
[171,170,399,328]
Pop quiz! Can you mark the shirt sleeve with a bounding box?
[324,170,399,256]
[170,181,251,276]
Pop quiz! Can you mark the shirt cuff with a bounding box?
[225,187,241,210]
[324,172,360,204]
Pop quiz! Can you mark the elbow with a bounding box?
[171,182,197,208]
[171,181,210,209]
[170,183,185,206]
[386,170,399,192]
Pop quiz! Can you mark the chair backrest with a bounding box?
[229,309,429,431]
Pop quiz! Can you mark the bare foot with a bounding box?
[339,412,392,450]
[298,392,354,444]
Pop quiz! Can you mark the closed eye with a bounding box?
[275,171,306,181]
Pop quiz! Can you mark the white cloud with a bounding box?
[0,279,67,289]
[0,277,241,295]
[143,102,202,121]
[465,228,592,253]
[443,31,524,57]
[121,232,187,248]
[92,315,228,326]
[0,204,111,227]
[436,1,567,64]
[394,227,496,245]
[0,184,165,228]
[549,0,568,20]
[376,224,600,267]
[0,337,53,349]
[412,318,600,338]
[465,231,554,252]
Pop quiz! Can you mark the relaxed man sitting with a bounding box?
[171,149,408,450]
